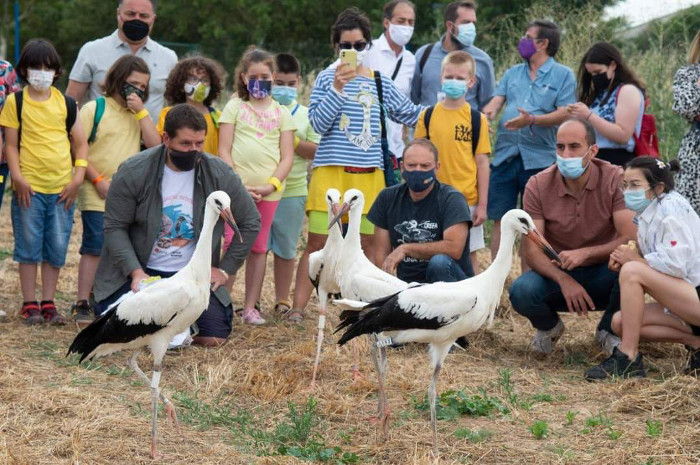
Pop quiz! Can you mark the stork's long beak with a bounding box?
[220,207,242,243]
[526,228,561,264]
[328,202,351,232]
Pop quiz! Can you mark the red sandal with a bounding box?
[40,301,67,325]
[20,302,43,325]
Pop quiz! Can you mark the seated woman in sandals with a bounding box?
[586,157,700,380]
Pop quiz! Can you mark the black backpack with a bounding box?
[422,104,482,156]
[15,89,77,143]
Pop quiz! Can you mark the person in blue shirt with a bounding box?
[482,19,577,261]
[411,1,495,111]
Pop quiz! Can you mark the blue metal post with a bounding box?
[14,0,20,63]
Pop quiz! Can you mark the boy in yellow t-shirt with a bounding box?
[414,51,491,274]
[0,39,88,325]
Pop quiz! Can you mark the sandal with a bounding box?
[20,302,43,325]
[274,300,292,315]
[40,301,67,325]
[286,309,304,324]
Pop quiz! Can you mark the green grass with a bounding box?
[414,388,509,421]
[453,427,494,443]
[646,419,663,437]
[564,410,577,426]
[169,393,359,463]
[0,248,12,260]
[582,411,621,440]
[529,420,549,440]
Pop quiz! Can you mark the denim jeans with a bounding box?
[509,263,620,333]
[424,254,472,283]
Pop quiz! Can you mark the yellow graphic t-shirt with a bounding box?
[414,102,491,205]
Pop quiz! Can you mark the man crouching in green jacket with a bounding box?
[91,104,261,347]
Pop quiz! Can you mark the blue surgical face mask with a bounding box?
[556,150,591,179]
[402,169,435,192]
[623,188,652,213]
[454,22,476,47]
[271,86,298,106]
[441,79,467,99]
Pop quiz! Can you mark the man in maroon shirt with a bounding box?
[509,119,637,356]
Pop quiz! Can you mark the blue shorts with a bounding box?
[11,192,75,267]
[80,210,104,256]
[487,155,546,220]
[268,195,306,260]
[94,267,234,339]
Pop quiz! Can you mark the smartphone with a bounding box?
[340,49,357,69]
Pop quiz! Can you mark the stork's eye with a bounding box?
[214,199,223,208]
[518,218,529,226]
[327,195,332,201]
[351,195,359,201]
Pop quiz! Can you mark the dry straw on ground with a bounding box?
[0,204,698,465]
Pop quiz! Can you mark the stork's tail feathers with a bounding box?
[333,309,363,338]
[67,308,115,362]
[332,298,368,310]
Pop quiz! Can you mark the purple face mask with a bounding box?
[247,79,272,99]
[518,37,538,61]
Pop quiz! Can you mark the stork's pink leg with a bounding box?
[309,305,327,388]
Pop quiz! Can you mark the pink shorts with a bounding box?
[224,199,279,254]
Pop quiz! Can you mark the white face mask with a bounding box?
[356,48,368,67]
[28,69,54,91]
[388,23,414,47]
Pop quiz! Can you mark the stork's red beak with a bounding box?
[328,202,350,233]
[220,207,242,243]
[526,228,561,264]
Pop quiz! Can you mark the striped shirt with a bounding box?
[309,69,423,169]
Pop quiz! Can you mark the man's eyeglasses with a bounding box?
[338,41,368,51]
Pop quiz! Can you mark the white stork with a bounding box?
[67,191,241,460]
[334,209,561,455]
[307,188,344,387]
[330,188,410,435]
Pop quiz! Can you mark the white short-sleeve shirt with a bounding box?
[69,30,177,121]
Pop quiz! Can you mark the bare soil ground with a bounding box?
[1,204,699,465]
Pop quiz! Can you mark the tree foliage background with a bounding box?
[3,0,618,76]
[0,0,696,159]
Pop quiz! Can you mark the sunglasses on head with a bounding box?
[338,41,368,51]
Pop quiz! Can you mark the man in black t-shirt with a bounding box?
[368,139,473,283]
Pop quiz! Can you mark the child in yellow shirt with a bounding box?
[0,40,88,325]
[415,51,491,274]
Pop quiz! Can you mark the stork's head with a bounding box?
[502,209,561,264]
[329,189,364,231]
[207,191,242,243]
[325,188,343,233]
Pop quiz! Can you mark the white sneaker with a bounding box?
[596,329,621,356]
[529,319,565,355]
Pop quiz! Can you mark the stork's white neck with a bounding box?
[489,226,517,279]
[345,200,364,252]
[188,204,217,283]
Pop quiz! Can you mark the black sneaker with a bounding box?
[585,347,647,381]
[71,300,94,328]
[684,346,700,376]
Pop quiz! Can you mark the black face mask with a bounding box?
[168,148,201,172]
[591,72,611,94]
[121,82,145,101]
[122,19,150,42]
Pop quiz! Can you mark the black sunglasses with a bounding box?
[338,41,368,51]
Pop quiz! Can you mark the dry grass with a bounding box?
[0,204,699,465]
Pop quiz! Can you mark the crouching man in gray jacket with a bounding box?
[92,104,260,347]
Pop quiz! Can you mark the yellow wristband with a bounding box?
[268,176,282,192]
[74,159,88,168]
[134,109,149,121]
[293,135,301,149]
